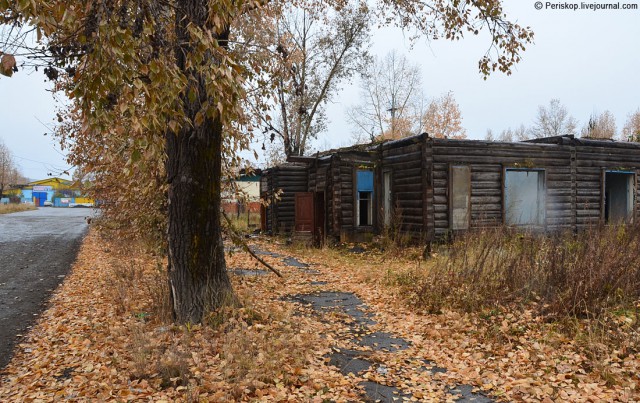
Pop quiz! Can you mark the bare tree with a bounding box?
[485,129,494,141]
[581,110,617,139]
[261,4,371,157]
[420,91,466,139]
[0,140,17,197]
[485,124,528,142]
[347,50,423,141]
[498,124,529,141]
[622,109,640,142]
[530,99,578,138]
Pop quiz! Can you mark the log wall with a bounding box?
[262,135,640,242]
[573,139,640,229]
[380,136,427,237]
[260,163,308,234]
[428,138,574,237]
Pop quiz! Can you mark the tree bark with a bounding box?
[166,0,234,324]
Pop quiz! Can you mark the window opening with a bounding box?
[357,170,373,226]
[604,171,635,223]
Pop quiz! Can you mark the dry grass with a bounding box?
[226,210,261,233]
[0,203,36,214]
[400,225,640,317]
[385,225,640,373]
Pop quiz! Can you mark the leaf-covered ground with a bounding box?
[0,232,637,401]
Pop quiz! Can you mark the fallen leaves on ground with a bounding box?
[0,233,638,401]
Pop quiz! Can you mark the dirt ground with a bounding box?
[0,208,89,368]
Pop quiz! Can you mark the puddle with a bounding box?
[356,331,410,352]
[348,245,367,254]
[291,291,376,327]
[327,349,371,375]
[249,247,283,258]
[419,359,448,374]
[229,269,268,276]
[360,381,409,402]
[289,290,492,402]
[448,384,493,402]
[282,256,309,268]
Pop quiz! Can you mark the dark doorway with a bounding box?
[314,192,325,246]
[604,171,635,223]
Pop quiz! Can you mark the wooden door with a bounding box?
[295,192,314,232]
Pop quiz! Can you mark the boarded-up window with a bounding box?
[450,165,470,230]
[357,170,373,226]
[504,169,545,226]
[604,171,635,223]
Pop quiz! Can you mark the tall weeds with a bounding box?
[405,225,640,319]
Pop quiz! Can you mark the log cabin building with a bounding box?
[260,133,640,244]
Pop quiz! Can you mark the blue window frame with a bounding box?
[357,170,373,226]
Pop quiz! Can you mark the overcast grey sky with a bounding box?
[1,1,639,179]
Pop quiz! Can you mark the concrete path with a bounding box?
[237,246,493,402]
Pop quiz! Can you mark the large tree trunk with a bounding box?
[166,0,234,324]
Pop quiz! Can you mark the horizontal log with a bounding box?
[434,212,448,221]
[383,143,422,157]
[577,159,640,168]
[394,183,424,193]
[433,145,571,159]
[433,179,447,188]
[434,220,449,229]
[434,204,448,213]
[434,195,447,204]
[472,181,502,190]
[471,214,501,222]
[392,176,425,186]
[471,172,501,182]
[472,204,502,212]
[471,196,501,204]
[396,207,423,216]
[432,170,447,180]
[471,189,501,197]
[396,199,425,209]
[547,188,573,196]
[546,195,573,203]
[546,202,572,210]
[576,209,600,217]
[576,182,602,189]
[395,191,425,200]
[547,210,573,218]
[390,167,423,179]
[434,155,571,166]
[384,160,423,171]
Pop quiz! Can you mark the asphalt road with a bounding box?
[0,207,90,369]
